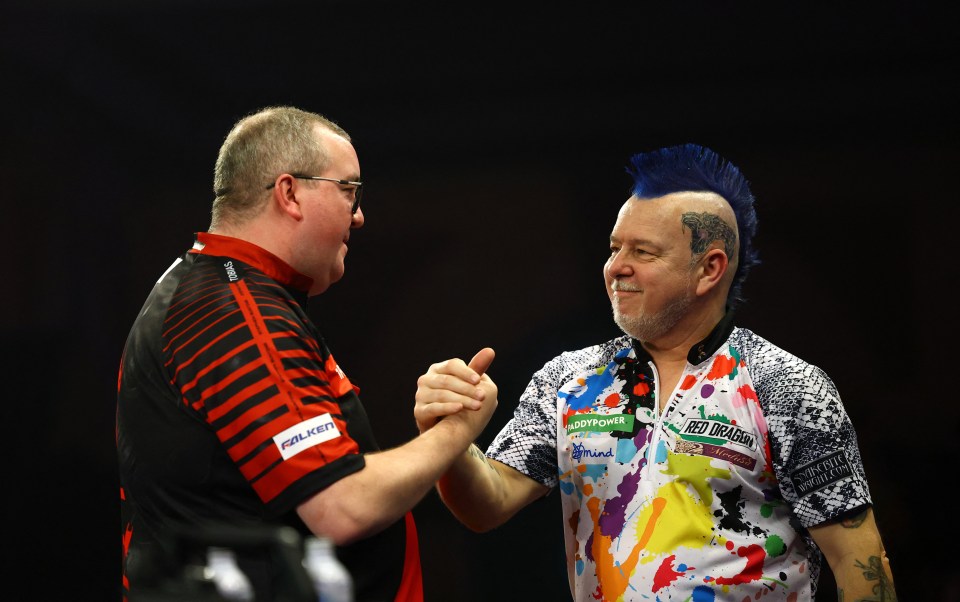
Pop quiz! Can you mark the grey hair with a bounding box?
[210,106,350,229]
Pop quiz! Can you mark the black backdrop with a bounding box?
[3,2,956,600]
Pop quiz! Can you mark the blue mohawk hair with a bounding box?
[626,143,760,308]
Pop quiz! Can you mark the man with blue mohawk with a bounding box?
[415,144,897,601]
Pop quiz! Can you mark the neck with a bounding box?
[637,302,726,366]
[209,222,295,268]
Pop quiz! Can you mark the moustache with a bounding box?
[611,281,641,293]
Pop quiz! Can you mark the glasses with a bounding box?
[266,174,363,214]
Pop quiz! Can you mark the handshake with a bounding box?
[414,347,498,437]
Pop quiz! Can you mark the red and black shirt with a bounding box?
[117,232,422,601]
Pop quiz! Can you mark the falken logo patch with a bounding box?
[566,413,635,434]
[274,413,341,460]
[790,451,853,497]
[679,418,756,451]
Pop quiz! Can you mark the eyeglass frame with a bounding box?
[266,174,363,214]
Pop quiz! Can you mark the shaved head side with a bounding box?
[626,145,758,307]
[675,192,740,272]
[683,212,737,258]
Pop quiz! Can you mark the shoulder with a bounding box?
[730,327,840,410]
[730,327,826,376]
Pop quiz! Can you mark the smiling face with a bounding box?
[604,191,736,345]
[295,126,365,295]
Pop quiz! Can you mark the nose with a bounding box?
[351,206,365,228]
[605,251,633,279]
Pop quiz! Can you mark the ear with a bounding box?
[695,248,728,296]
[271,174,304,221]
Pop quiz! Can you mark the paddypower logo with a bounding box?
[566,413,634,434]
[274,413,341,460]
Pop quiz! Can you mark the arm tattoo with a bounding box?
[681,212,736,259]
[840,508,869,528]
[837,556,898,602]
[468,444,498,473]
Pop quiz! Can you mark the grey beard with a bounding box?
[612,293,694,342]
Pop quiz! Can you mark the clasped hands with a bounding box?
[414,347,498,438]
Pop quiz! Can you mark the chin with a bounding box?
[328,265,346,285]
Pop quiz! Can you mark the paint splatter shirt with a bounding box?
[486,314,871,601]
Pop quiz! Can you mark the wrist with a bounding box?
[424,413,475,449]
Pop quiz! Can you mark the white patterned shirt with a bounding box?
[487,318,870,601]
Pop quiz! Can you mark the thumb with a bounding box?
[468,347,495,376]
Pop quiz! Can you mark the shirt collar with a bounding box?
[630,308,736,366]
[190,232,314,293]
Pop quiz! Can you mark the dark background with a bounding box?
[3,2,956,600]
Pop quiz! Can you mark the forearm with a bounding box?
[832,550,897,601]
[810,507,898,601]
[298,417,480,544]
[438,444,544,532]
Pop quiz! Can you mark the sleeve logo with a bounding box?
[790,450,853,497]
[274,413,342,460]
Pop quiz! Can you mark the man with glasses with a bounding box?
[116,106,499,601]
[414,144,897,600]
